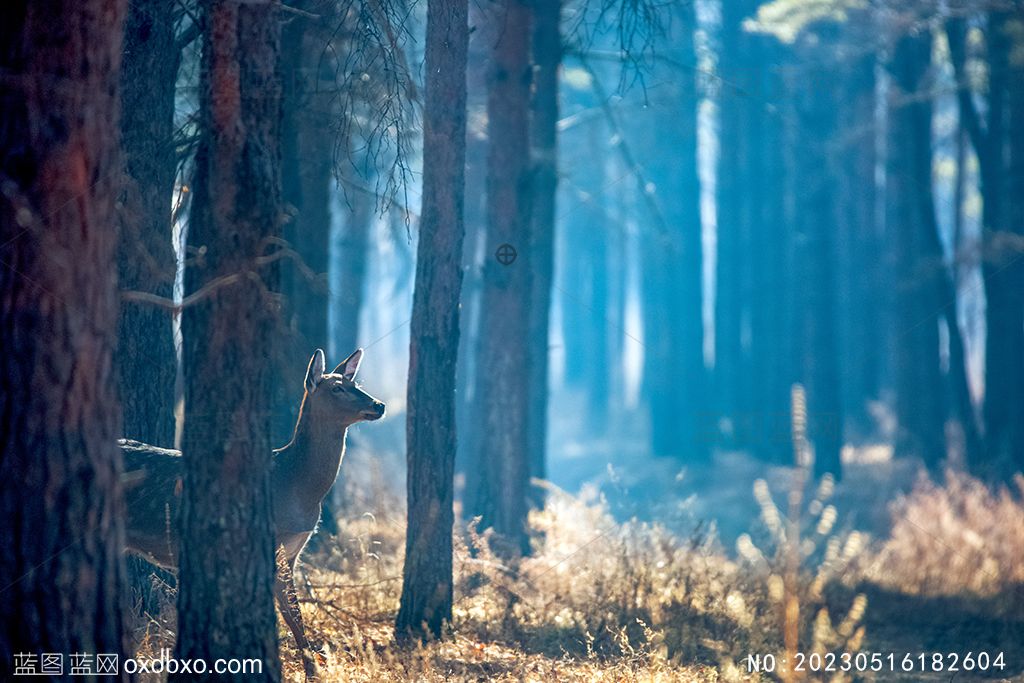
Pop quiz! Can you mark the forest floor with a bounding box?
[129,413,1024,681]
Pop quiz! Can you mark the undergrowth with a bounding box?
[128,460,1024,681]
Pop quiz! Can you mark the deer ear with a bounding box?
[333,348,363,380]
[305,349,326,393]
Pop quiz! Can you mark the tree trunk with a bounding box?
[454,1,490,481]
[118,0,178,448]
[714,0,750,452]
[886,30,946,469]
[790,32,843,479]
[526,0,560,493]
[640,3,705,462]
[0,0,128,675]
[834,50,879,444]
[173,2,283,679]
[333,160,372,361]
[316,149,373,536]
[1000,17,1024,476]
[277,0,334,446]
[718,2,792,463]
[395,0,468,642]
[465,0,533,557]
[979,11,1024,476]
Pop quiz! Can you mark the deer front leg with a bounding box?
[275,557,322,681]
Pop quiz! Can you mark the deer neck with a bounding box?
[277,398,349,506]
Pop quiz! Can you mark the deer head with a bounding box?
[302,348,386,427]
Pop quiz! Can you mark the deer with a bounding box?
[120,348,385,680]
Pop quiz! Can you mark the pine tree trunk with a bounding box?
[980,11,1024,476]
[835,51,879,444]
[714,0,749,452]
[0,0,129,674]
[118,0,178,448]
[1000,21,1024,476]
[277,0,334,446]
[333,154,372,360]
[886,31,946,469]
[526,0,560,493]
[721,13,792,464]
[640,3,705,462]
[465,0,533,557]
[173,2,283,679]
[395,0,468,642]
[454,2,490,481]
[791,32,843,478]
[581,120,610,431]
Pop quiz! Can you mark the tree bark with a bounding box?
[525,0,560,496]
[118,0,178,448]
[395,0,468,642]
[464,0,534,557]
[173,2,283,679]
[0,0,128,675]
[454,1,490,481]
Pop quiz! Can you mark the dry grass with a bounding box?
[128,468,1024,682]
[861,471,1024,599]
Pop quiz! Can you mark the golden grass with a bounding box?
[859,470,1024,603]
[128,469,1024,682]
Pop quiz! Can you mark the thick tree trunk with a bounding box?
[526,0,560,492]
[173,2,283,679]
[118,0,178,448]
[465,0,534,557]
[886,31,946,469]
[0,0,128,675]
[395,0,468,642]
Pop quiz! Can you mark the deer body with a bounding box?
[121,349,383,680]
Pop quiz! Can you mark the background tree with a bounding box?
[173,1,284,679]
[789,26,844,477]
[637,2,706,463]
[949,10,1024,475]
[464,0,534,556]
[526,0,562,495]
[454,0,490,484]
[278,0,334,445]
[0,0,129,674]
[885,25,947,468]
[395,0,469,641]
